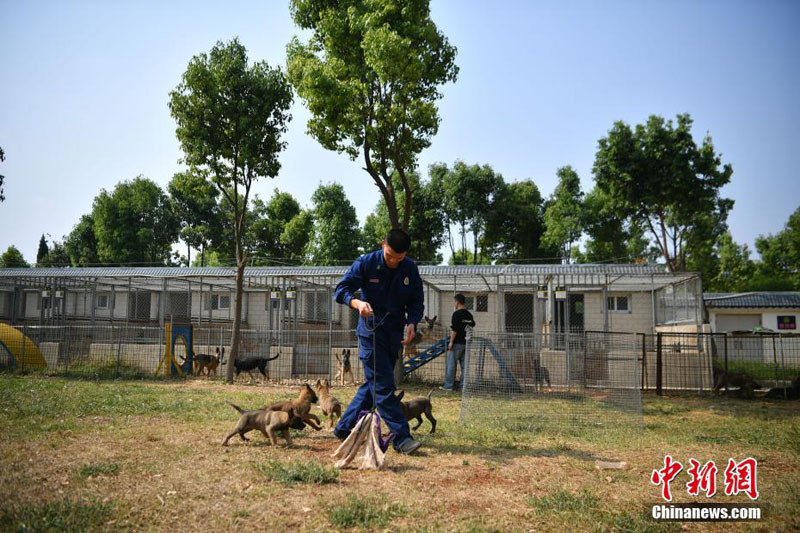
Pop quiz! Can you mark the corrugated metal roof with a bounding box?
[0,263,674,279]
[704,292,800,309]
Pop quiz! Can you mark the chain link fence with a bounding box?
[459,331,643,432]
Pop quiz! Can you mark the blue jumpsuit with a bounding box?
[333,249,425,448]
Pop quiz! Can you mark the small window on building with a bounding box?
[96,294,110,309]
[208,294,231,311]
[607,295,631,312]
[476,294,488,312]
[464,296,474,311]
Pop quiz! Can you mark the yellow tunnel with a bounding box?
[0,323,48,369]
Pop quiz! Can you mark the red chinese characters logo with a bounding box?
[723,457,759,500]
[686,459,718,498]
[651,455,683,502]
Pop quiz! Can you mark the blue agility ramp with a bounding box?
[469,336,522,393]
[402,337,448,375]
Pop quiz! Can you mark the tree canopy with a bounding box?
[168,171,220,266]
[64,214,99,267]
[593,113,733,272]
[542,166,584,263]
[483,180,549,262]
[92,177,178,265]
[0,245,28,268]
[307,182,361,265]
[287,0,458,230]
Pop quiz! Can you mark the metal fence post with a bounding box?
[21,324,27,372]
[115,325,122,378]
[723,334,729,395]
[640,333,647,391]
[772,335,779,389]
[656,332,663,396]
[779,334,787,400]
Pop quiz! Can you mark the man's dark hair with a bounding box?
[386,228,411,253]
[454,293,466,305]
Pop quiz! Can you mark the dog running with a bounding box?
[222,401,299,447]
[396,389,437,434]
[225,352,280,384]
[265,384,323,431]
[194,347,223,378]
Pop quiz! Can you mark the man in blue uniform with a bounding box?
[333,228,424,454]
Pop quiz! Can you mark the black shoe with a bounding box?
[333,428,349,441]
[396,438,422,454]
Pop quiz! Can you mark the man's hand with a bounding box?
[351,299,374,317]
[402,323,416,345]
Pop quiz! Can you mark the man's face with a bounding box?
[381,241,406,269]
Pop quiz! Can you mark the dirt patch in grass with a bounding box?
[0,376,798,531]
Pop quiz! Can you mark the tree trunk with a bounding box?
[201,243,206,267]
[186,244,191,267]
[226,259,246,383]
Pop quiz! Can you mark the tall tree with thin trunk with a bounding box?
[542,166,584,264]
[593,113,733,272]
[286,0,458,230]
[170,38,293,383]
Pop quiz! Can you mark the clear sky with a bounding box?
[1,0,798,264]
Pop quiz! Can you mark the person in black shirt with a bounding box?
[441,293,475,391]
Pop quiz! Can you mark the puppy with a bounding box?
[265,384,323,431]
[712,370,762,398]
[402,315,438,359]
[194,347,223,378]
[229,353,279,384]
[315,379,343,429]
[222,401,298,446]
[334,349,356,385]
[206,347,222,378]
[395,389,437,434]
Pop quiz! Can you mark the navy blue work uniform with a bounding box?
[333,249,424,448]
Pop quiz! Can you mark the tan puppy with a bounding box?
[265,384,323,431]
[222,402,297,446]
[402,315,438,359]
[315,379,343,429]
[334,348,356,385]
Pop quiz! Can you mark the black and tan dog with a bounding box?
[396,389,437,434]
[403,315,439,359]
[315,379,343,429]
[222,401,299,446]
[265,384,323,431]
[334,349,356,385]
[194,347,223,378]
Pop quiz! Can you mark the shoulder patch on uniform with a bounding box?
[369,278,380,283]
[404,276,410,286]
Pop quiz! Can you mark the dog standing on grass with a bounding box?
[265,384,323,431]
[222,401,299,447]
[396,389,437,434]
[532,353,551,392]
[224,352,279,384]
[194,347,223,378]
[334,349,356,386]
[315,379,343,429]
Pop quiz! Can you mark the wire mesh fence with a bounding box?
[459,331,643,432]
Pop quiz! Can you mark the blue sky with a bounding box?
[1,0,798,264]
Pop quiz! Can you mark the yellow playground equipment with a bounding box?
[0,323,48,369]
[155,323,195,377]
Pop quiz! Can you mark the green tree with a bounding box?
[248,189,312,264]
[64,214,100,266]
[307,183,361,265]
[280,209,314,262]
[580,188,651,263]
[361,170,444,263]
[92,177,179,265]
[170,38,293,382]
[0,145,5,203]
[707,232,755,291]
[39,241,71,267]
[168,171,220,266]
[36,235,49,266]
[287,0,458,230]
[542,166,584,263]
[0,245,28,268]
[593,113,733,272]
[754,206,800,290]
[484,180,549,262]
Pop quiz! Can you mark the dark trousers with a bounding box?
[335,331,412,448]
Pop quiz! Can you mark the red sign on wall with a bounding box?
[777,316,796,330]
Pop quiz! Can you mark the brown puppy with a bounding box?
[334,348,356,385]
[315,379,343,429]
[265,384,323,431]
[222,401,297,446]
[396,389,437,434]
[206,347,222,378]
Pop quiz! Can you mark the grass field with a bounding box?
[0,374,798,532]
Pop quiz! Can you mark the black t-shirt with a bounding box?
[451,308,476,345]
